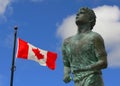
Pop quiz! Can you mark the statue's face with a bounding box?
[75,9,90,26]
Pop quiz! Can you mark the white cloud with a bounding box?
[57,15,77,40]
[0,0,11,15]
[57,5,120,67]
[0,0,13,22]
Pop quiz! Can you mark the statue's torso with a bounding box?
[64,31,103,81]
[66,31,97,68]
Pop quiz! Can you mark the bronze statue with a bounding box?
[62,7,108,86]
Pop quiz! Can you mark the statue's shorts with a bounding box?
[74,73,104,86]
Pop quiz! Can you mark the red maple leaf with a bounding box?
[32,48,44,60]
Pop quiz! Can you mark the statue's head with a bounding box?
[75,7,96,30]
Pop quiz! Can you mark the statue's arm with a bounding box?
[62,39,72,83]
[82,55,107,71]
[91,34,108,70]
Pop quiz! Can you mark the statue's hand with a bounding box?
[63,74,72,83]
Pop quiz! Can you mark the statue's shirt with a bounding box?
[62,31,107,81]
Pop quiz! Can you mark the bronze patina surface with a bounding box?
[62,7,107,86]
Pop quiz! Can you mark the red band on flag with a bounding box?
[46,51,57,70]
[17,38,29,59]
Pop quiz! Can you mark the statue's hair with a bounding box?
[80,7,96,30]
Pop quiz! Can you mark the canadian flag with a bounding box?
[16,38,57,70]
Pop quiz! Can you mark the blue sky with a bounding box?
[0,0,120,86]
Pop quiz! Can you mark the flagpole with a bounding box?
[10,26,18,86]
